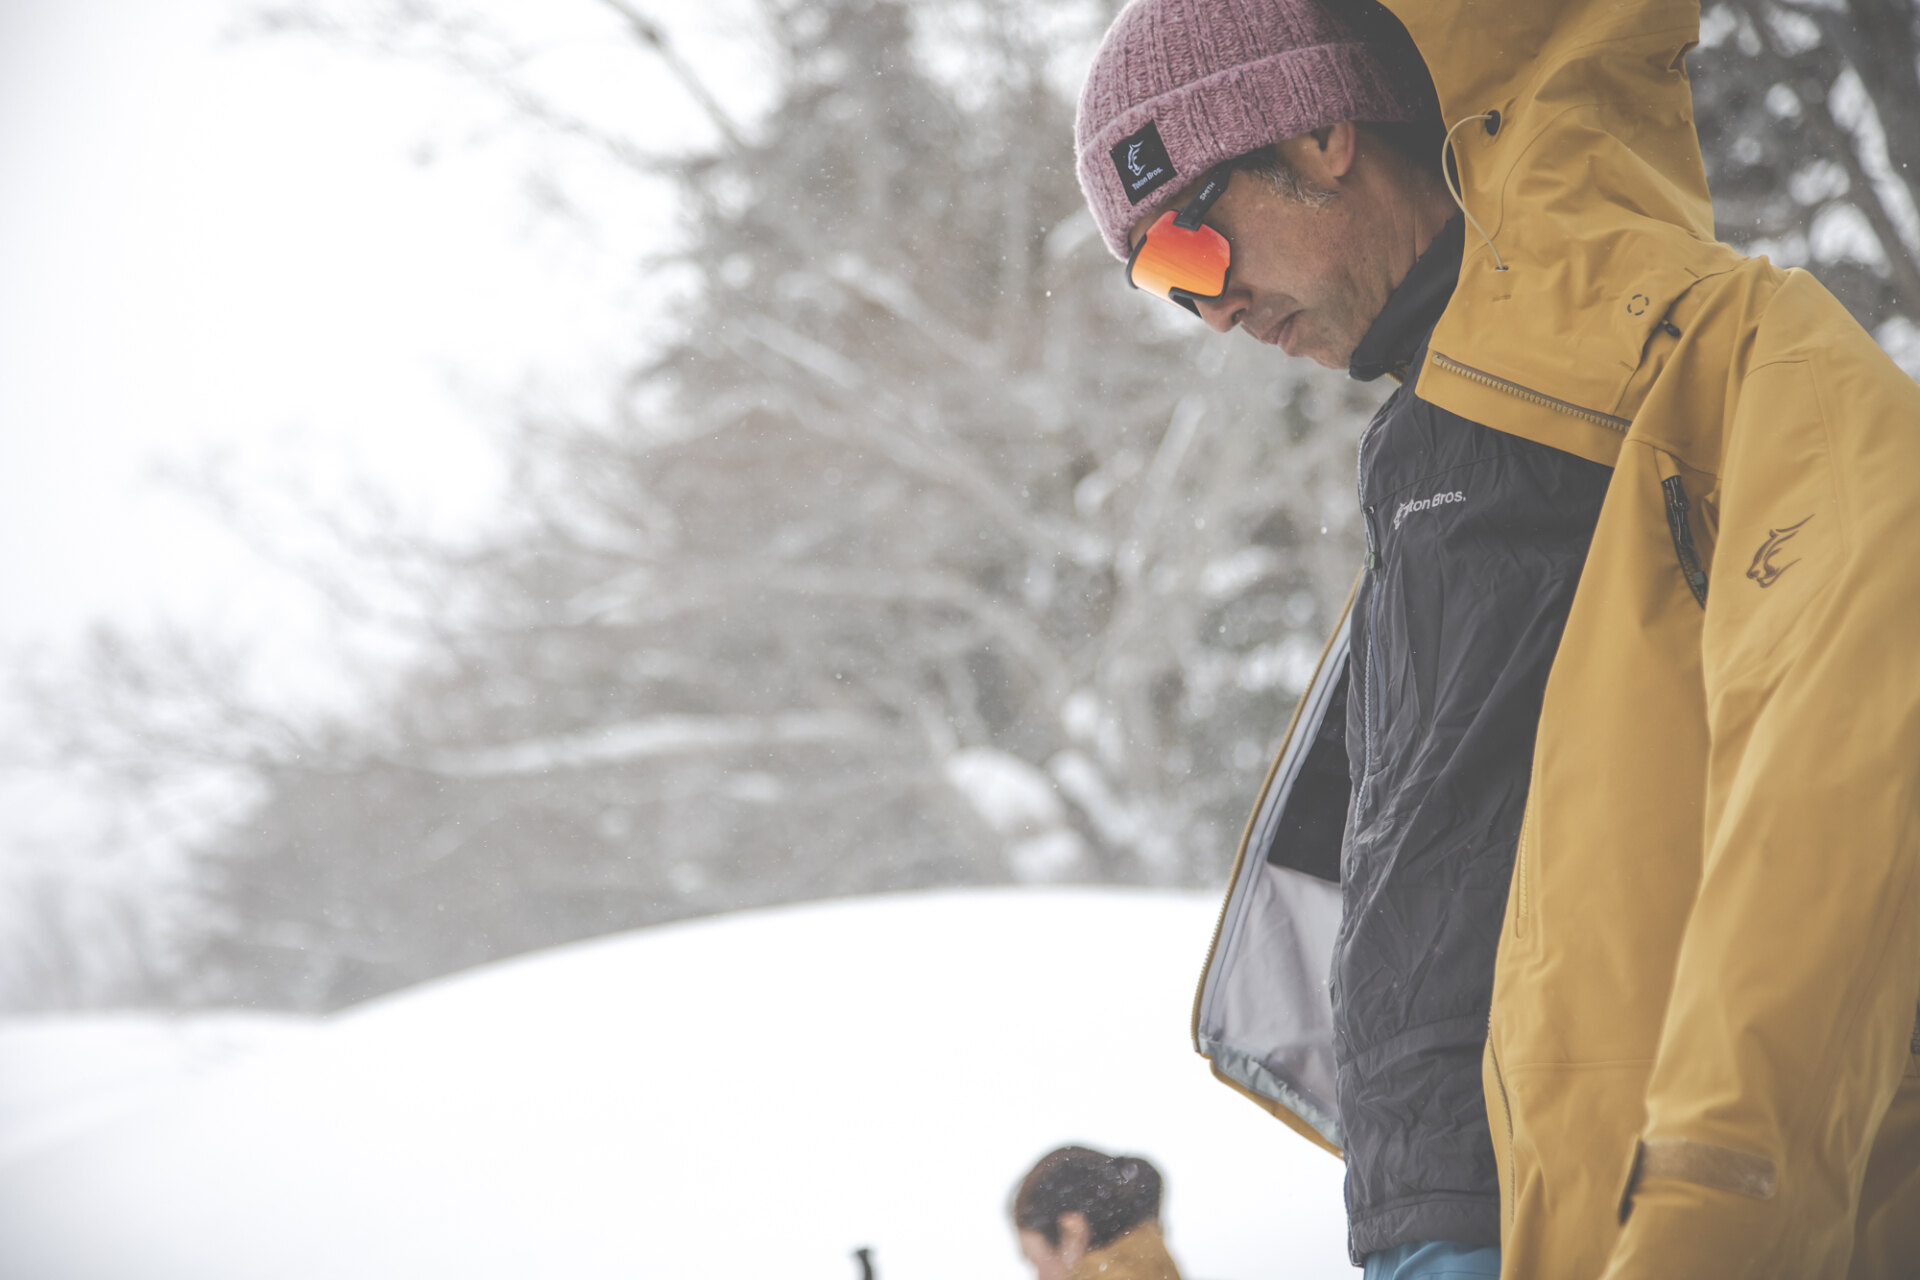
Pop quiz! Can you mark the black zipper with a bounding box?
[1356,413,1385,799]
[1661,474,1709,607]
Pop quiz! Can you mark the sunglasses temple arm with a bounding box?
[1172,165,1233,230]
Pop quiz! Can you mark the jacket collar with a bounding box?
[1348,215,1464,384]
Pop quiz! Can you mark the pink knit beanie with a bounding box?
[1074,0,1428,260]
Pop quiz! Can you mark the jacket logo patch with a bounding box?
[1110,121,1175,204]
[1746,515,1813,588]
[1393,490,1466,530]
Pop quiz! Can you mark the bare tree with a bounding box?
[26,0,1915,1011]
[1693,1,1920,355]
[11,0,1361,1009]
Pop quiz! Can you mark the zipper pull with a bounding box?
[1363,504,1380,571]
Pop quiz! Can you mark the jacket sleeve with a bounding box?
[1602,273,1920,1275]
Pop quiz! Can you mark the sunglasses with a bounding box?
[1125,164,1235,314]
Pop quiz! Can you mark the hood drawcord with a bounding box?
[1443,113,1508,272]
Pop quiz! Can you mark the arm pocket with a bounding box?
[1652,448,1718,610]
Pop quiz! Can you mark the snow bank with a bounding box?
[0,1012,313,1165]
[0,888,1348,1280]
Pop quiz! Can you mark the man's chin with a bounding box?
[1272,332,1346,370]
[1292,325,1359,370]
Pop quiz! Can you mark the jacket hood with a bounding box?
[1378,0,1744,465]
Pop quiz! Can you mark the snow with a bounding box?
[946,752,1093,883]
[0,889,1349,1280]
[0,1013,313,1166]
[422,711,878,777]
[945,749,1068,834]
[1006,830,1092,883]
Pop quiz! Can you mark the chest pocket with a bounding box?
[1357,466,1481,786]
[1358,448,1539,783]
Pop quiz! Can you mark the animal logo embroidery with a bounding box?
[1110,122,1175,203]
[1746,515,1813,588]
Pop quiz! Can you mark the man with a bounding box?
[1077,2,1610,1276]
[1077,0,1920,1277]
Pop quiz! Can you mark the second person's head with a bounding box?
[1011,1146,1165,1280]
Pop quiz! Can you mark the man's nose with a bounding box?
[1193,293,1244,333]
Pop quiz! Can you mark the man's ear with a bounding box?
[1311,121,1359,179]
[1057,1211,1093,1258]
[1281,122,1358,186]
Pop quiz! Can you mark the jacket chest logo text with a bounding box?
[1746,515,1813,588]
[1111,121,1176,204]
[1393,489,1467,530]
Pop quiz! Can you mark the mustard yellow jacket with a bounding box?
[1064,1223,1183,1280]
[1196,2,1920,1276]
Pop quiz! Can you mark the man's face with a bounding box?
[1127,127,1405,370]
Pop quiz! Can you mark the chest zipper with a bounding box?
[1356,416,1385,809]
[1429,352,1634,434]
[1423,349,1618,1237]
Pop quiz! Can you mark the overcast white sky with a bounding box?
[0,0,762,859]
[2,0,662,660]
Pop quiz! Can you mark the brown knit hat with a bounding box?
[1074,0,1429,260]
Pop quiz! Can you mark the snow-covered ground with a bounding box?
[0,1011,313,1167]
[0,889,1350,1280]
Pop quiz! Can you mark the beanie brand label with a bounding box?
[1111,121,1176,204]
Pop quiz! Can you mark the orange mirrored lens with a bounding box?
[1127,211,1230,304]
